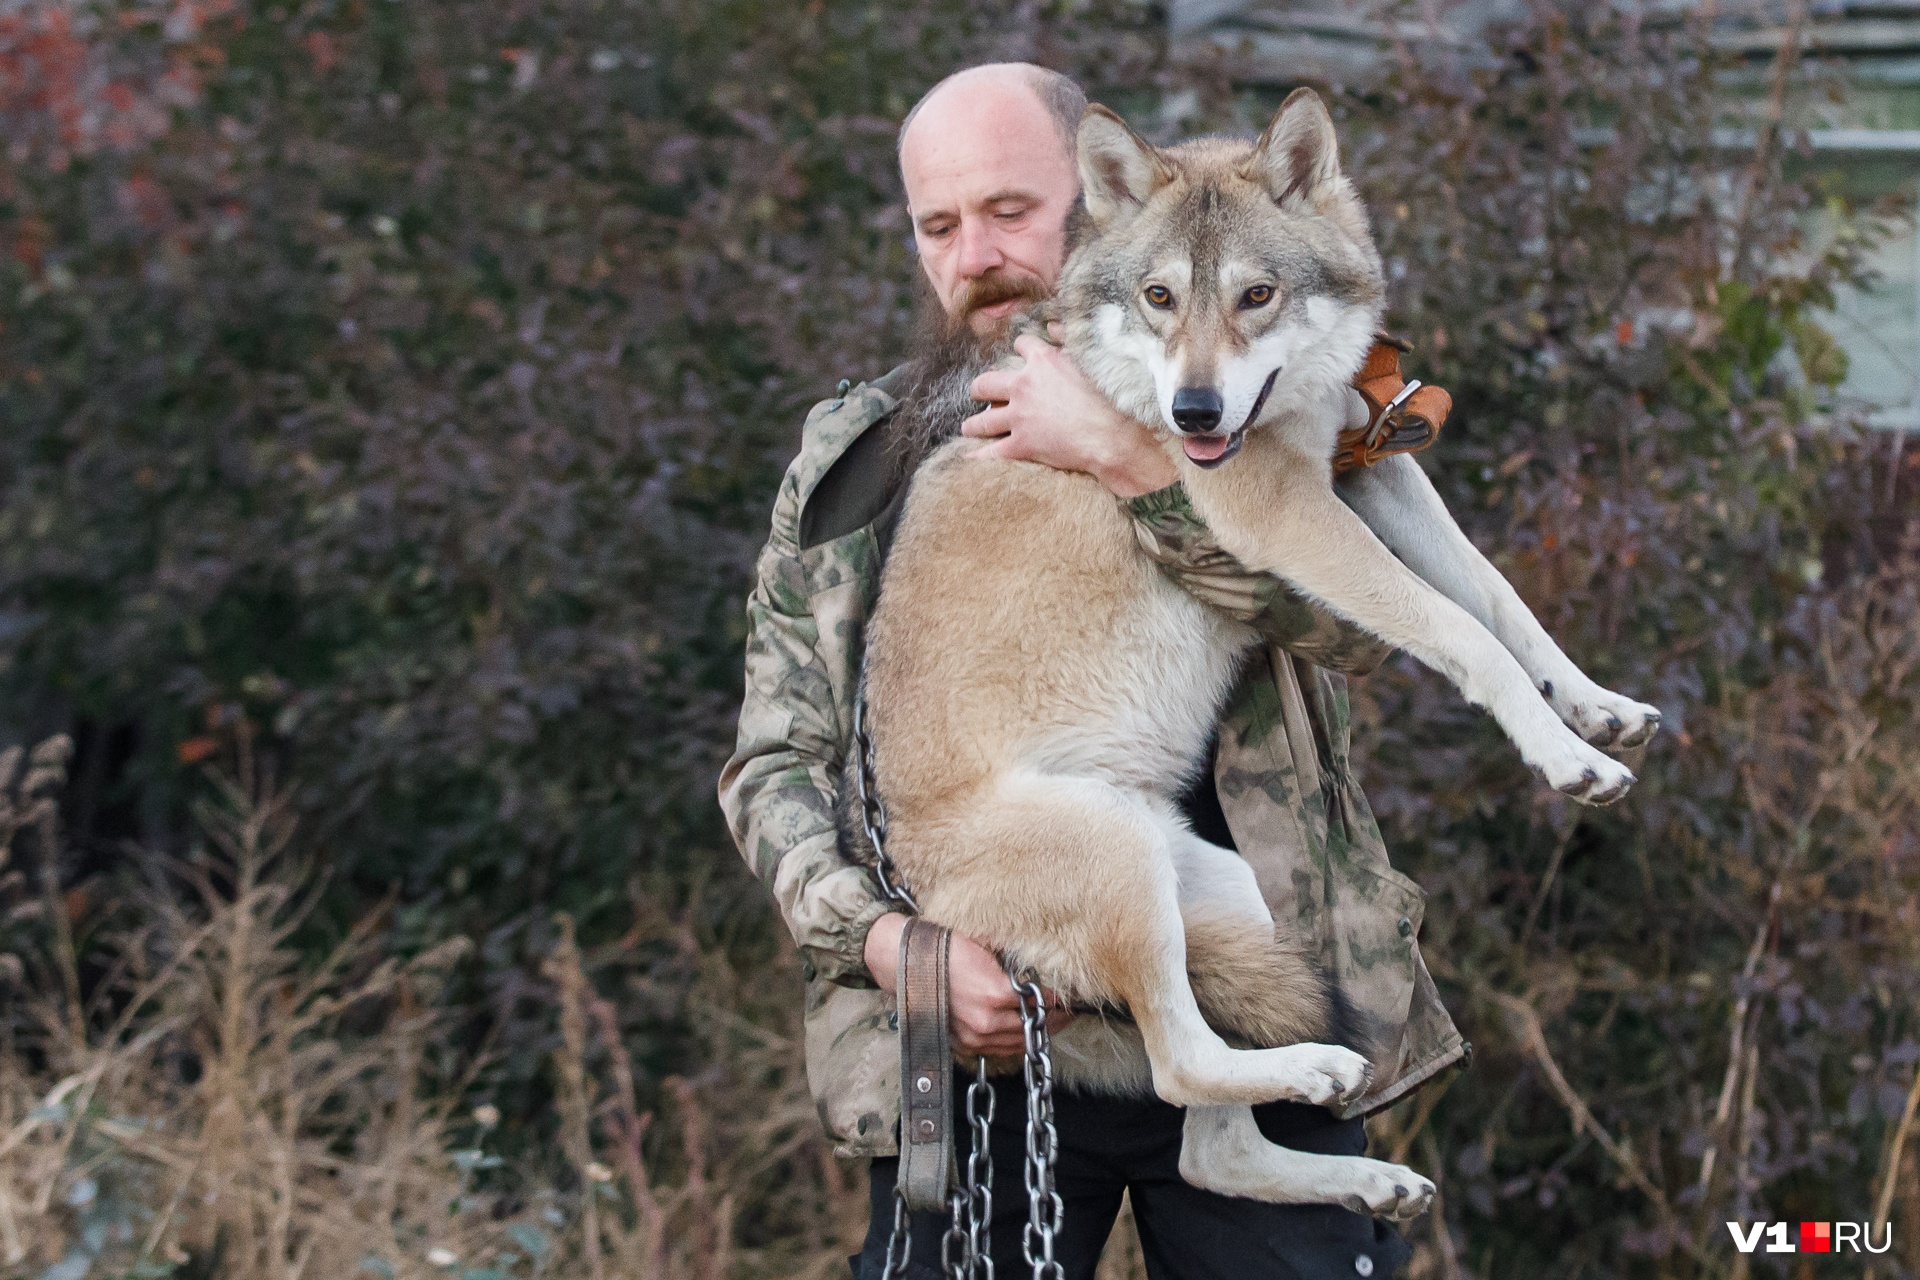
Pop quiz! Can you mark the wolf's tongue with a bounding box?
[1182,434,1232,463]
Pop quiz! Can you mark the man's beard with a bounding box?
[888,271,1049,478]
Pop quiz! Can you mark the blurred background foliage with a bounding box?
[0,0,1916,1276]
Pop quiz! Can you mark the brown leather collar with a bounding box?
[1335,334,1451,475]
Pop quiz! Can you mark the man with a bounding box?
[718,63,1465,1279]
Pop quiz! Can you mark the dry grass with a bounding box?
[0,730,869,1280]
[0,725,1163,1280]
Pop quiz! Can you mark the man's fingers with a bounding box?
[960,404,1011,438]
[1011,332,1055,361]
[955,1017,1072,1055]
[968,367,1020,403]
[953,1017,1026,1057]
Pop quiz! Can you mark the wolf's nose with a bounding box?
[1171,387,1224,433]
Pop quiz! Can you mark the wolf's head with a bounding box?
[1059,89,1385,468]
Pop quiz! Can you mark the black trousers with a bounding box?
[850,1074,1411,1280]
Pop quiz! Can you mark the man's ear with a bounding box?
[1242,87,1342,207]
[1077,104,1173,228]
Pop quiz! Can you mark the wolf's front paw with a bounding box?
[1269,1043,1372,1108]
[1545,680,1662,750]
[1329,1160,1435,1222]
[1526,731,1636,805]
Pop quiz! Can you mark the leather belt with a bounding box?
[896,916,955,1212]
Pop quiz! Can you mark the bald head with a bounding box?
[898,63,1086,162]
[898,64,1086,334]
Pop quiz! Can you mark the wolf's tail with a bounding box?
[1184,905,1339,1050]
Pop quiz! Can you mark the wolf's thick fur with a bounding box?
[855,91,1659,1222]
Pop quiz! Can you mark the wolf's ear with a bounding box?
[1243,87,1342,207]
[1077,105,1173,228]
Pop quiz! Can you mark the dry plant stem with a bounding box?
[38,807,84,1045]
[586,993,667,1274]
[548,915,605,1280]
[1692,882,1780,1238]
[1863,1063,1920,1280]
[210,779,267,1270]
[0,1090,20,1266]
[34,1076,101,1215]
[0,1090,27,1264]
[1732,965,1766,1220]
[1385,1071,1453,1167]
[1517,811,1581,955]
[1728,1,1806,271]
[1420,1127,1463,1280]
[670,1074,731,1280]
[136,1153,202,1269]
[375,993,414,1247]
[1728,1029,1763,1280]
[1488,990,1701,1264]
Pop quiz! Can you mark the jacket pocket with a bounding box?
[1324,804,1425,1073]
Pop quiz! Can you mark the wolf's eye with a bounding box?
[1144,285,1174,310]
[1240,285,1274,309]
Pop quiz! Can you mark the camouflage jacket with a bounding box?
[718,367,1467,1159]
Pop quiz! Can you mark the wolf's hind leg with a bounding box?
[1179,1105,1434,1222]
[919,771,1369,1110]
[1339,453,1660,749]
[1170,827,1335,1049]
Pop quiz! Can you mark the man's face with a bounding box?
[899,81,1078,336]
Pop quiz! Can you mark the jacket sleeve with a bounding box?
[1125,483,1394,677]
[717,458,893,989]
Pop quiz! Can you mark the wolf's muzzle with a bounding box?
[1171,386,1224,434]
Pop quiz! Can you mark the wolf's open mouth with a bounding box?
[1182,433,1243,468]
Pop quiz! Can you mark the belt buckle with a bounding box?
[1372,378,1423,446]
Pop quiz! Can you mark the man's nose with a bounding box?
[953,215,1005,279]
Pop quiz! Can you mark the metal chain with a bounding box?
[1013,978,1065,1280]
[881,1184,915,1280]
[861,683,1054,1279]
[942,1186,971,1278]
[965,1058,997,1280]
[852,687,919,914]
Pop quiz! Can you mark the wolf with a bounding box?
[851,89,1661,1220]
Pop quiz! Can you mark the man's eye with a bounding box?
[1144,285,1174,309]
[1240,285,1273,309]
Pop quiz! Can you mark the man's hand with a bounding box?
[864,911,1074,1058]
[962,334,1177,500]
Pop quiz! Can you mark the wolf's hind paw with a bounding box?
[1331,1160,1435,1222]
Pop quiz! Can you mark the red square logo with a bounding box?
[1800,1222,1831,1253]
